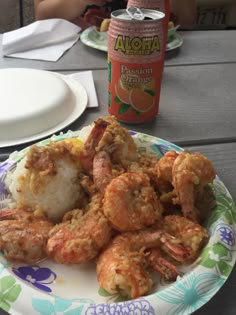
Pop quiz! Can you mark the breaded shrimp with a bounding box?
[80,118,108,174]
[47,194,113,264]
[103,172,163,231]
[95,116,138,168]
[93,151,113,194]
[97,228,190,299]
[163,215,208,260]
[172,152,216,222]
[0,209,53,263]
[154,150,179,193]
[80,116,138,176]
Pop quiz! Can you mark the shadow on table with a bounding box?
[165,48,181,60]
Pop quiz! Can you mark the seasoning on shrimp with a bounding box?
[103,172,163,231]
[95,116,138,168]
[163,215,208,260]
[172,152,216,222]
[96,228,190,299]
[154,150,179,193]
[0,209,53,263]
[154,150,216,222]
[47,194,113,264]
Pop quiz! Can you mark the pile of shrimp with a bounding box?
[0,116,216,299]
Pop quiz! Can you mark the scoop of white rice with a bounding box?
[4,124,95,222]
[6,154,83,222]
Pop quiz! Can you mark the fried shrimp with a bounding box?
[80,118,108,174]
[93,151,113,194]
[0,209,53,263]
[97,229,190,299]
[80,116,138,176]
[172,152,216,222]
[154,150,179,193]
[95,116,138,168]
[47,194,113,264]
[163,215,208,260]
[103,172,163,231]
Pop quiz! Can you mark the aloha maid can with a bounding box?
[108,9,165,123]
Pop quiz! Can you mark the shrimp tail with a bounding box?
[147,248,179,281]
[93,151,113,193]
[159,232,191,262]
[0,209,19,220]
[80,118,109,173]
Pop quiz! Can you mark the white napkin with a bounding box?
[2,19,81,61]
[67,71,98,108]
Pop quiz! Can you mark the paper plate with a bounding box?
[0,130,235,315]
[166,32,183,51]
[80,26,183,52]
[0,69,88,148]
[80,27,108,52]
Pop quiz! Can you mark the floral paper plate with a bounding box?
[80,26,183,52]
[166,32,183,51]
[0,131,235,315]
[80,27,108,52]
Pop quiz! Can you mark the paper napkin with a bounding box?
[68,71,98,108]
[2,19,81,61]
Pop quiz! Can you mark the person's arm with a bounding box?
[34,0,107,21]
[170,0,196,29]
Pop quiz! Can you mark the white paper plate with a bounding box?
[80,26,183,52]
[0,69,88,148]
[0,130,235,315]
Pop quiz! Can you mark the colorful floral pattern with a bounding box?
[0,131,235,315]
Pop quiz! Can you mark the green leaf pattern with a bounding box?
[0,275,22,312]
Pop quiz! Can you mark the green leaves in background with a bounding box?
[0,275,21,312]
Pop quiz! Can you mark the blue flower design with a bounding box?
[12,265,56,292]
[0,161,15,196]
[85,298,155,315]
[218,226,235,246]
[157,272,224,315]
[129,130,137,136]
[0,161,14,175]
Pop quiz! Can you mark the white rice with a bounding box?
[77,124,93,142]
[3,124,95,222]
[6,156,83,222]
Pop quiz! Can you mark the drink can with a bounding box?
[127,0,170,47]
[107,9,165,123]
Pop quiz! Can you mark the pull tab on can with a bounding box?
[126,6,145,20]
